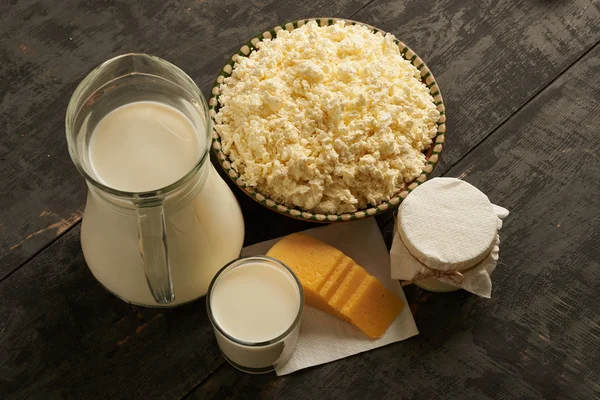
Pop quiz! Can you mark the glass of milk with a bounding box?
[65,54,245,307]
[207,256,304,373]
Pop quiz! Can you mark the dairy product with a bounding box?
[318,257,354,301]
[82,101,245,306]
[267,233,404,338]
[327,264,367,312]
[266,233,346,315]
[81,165,245,305]
[215,20,440,214]
[341,275,404,339]
[207,257,303,372]
[210,261,301,342]
[89,101,201,192]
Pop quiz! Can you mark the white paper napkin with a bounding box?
[241,218,419,376]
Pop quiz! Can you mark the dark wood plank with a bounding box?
[1,1,599,398]
[0,205,393,400]
[0,0,372,280]
[0,224,225,399]
[208,0,600,254]
[188,43,600,400]
[352,0,600,175]
[0,1,380,397]
[3,0,600,282]
[3,0,599,280]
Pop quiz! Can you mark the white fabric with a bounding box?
[390,178,509,298]
[399,178,498,271]
[242,218,419,376]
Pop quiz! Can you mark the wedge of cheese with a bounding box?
[328,264,367,315]
[341,275,404,339]
[266,233,404,339]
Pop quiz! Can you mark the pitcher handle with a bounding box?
[135,201,175,304]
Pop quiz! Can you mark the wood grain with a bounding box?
[0,0,371,280]
[352,0,600,175]
[2,0,600,282]
[1,0,600,398]
[0,0,374,397]
[188,43,600,400]
[0,224,225,399]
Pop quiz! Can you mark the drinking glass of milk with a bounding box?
[207,256,304,373]
[66,54,245,307]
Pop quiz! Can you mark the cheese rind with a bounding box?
[266,233,404,339]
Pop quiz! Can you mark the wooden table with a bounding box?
[1,0,599,398]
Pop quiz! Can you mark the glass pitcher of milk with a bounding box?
[65,54,245,307]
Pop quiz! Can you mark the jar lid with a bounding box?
[398,178,498,272]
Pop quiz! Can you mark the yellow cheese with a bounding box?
[341,275,404,339]
[319,257,355,300]
[266,233,345,316]
[267,233,404,339]
[327,264,367,311]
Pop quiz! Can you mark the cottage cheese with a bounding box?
[215,20,440,214]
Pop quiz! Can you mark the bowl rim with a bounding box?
[208,17,447,223]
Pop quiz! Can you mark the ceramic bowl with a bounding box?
[209,17,446,222]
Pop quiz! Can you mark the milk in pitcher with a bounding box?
[89,101,201,192]
[80,100,244,306]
